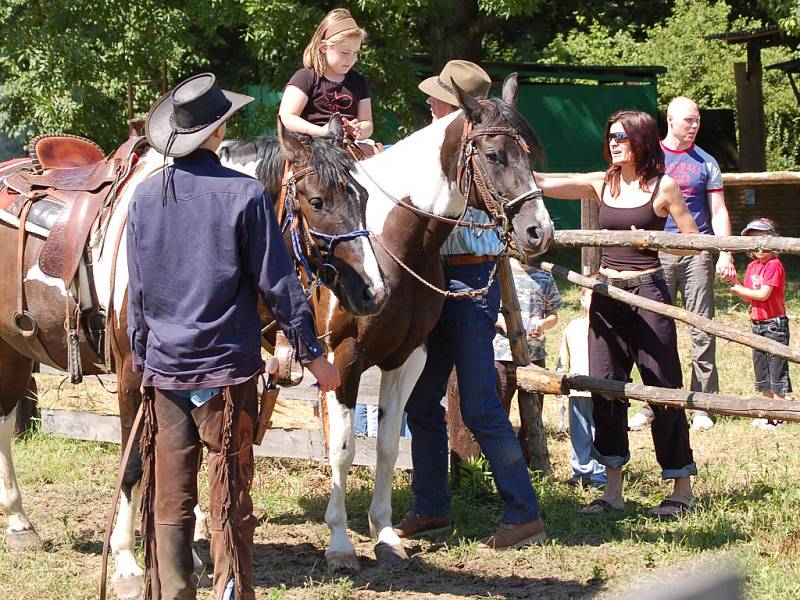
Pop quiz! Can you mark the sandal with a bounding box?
[579,498,624,516]
[647,498,696,521]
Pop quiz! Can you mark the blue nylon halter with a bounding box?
[281,167,370,290]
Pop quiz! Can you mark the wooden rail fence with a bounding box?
[36,365,412,470]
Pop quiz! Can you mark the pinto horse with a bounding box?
[0,119,385,597]
[291,75,553,570]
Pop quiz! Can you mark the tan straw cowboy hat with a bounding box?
[146,73,254,157]
[418,60,492,107]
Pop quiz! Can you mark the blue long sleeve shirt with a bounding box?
[126,149,324,389]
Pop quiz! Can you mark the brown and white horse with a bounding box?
[0,119,386,597]
[311,75,554,570]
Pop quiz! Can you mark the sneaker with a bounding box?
[476,518,547,551]
[628,411,652,431]
[691,413,715,431]
[393,511,451,539]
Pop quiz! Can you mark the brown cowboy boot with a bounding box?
[153,523,197,600]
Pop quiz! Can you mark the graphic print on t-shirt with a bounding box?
[323,89,354,113]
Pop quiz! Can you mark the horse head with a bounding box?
[219,117,387,316]
[452,74,554,260]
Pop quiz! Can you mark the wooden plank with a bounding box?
[38,365,384,406]
[39,408,412,469]
[41,408,121,443]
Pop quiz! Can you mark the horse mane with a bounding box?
[219,134,354,192]
[481,98,543,166]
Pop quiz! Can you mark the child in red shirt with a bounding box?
[729,218,791,428]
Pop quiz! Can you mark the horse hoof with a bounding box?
[375,541,407,565]
[326,551,361,573]
[112,574,144,600]
[5,528,42,551]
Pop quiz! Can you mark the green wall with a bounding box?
[519,83,658,229]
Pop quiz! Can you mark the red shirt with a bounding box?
[743,256,786,320]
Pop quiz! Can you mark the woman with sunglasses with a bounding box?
[535,110,700,520]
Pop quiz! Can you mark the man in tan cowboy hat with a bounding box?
[395,61,547,551]
[128,72,339,599]
[417,59,492,121]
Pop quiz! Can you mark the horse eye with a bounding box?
[309,197,324,210]
[485,151,500,163]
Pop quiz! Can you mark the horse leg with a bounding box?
[0,338,41,550]
[369,346,427,565]
[324,346,362,572]
[109,355,145,599]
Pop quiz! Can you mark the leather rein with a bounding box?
[276,162,370,295]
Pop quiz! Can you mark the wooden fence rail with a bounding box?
[553,229,800,254]
[514,366,800,422]
[35,366,413,469]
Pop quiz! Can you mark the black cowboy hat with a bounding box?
[145,73,254,157]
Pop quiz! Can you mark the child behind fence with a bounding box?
[556,287,607,488]
[729,217,791,429]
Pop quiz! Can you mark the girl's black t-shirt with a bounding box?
[286,67,370,126]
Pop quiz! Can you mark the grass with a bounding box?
[4,253,800,598]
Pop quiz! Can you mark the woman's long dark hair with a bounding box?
[603,110,665,198]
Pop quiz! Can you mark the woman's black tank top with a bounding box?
[599,176,667,271]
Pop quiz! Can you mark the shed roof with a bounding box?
[704,26,791,48]
[411,54,665,84]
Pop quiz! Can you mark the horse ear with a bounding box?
[452,78,483,123]
[327,113,345,144]
[277,116,308,162]
[501,73,519,108]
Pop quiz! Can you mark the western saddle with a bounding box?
[2,124,148,382]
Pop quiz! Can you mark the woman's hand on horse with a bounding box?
[307,356,341,393]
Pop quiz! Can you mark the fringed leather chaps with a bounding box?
[139,379,258,600]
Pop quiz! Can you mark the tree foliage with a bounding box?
[0,0,797,165]
[540,0,800,170]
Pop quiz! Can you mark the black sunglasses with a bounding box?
[607,131,629,143]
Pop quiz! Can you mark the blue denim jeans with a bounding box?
[404,262,540,524]
[354,404,411,438]
[752,316,792,395]
[568,396,606,484]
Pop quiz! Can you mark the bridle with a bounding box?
[277,162,370,294]
[456,119,544,233]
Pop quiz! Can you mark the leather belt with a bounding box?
[443,254,496,266]
[597,269,665,290]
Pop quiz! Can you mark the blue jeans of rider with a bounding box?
[404,262,540,525]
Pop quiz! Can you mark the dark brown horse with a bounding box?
[306,75,554,570]
[0,117,386,597]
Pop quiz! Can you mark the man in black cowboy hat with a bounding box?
[128,72,339,600]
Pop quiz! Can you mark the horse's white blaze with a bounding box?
[358,110,465,237]
[0,407,34,533]
[324,353,358,560]
[90,149,166,319]
[359,236,385,300]
[110,483,144,580]
[24,264,67,296]
[369,345,427,546]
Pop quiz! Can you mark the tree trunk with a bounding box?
[427,0,485,70]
